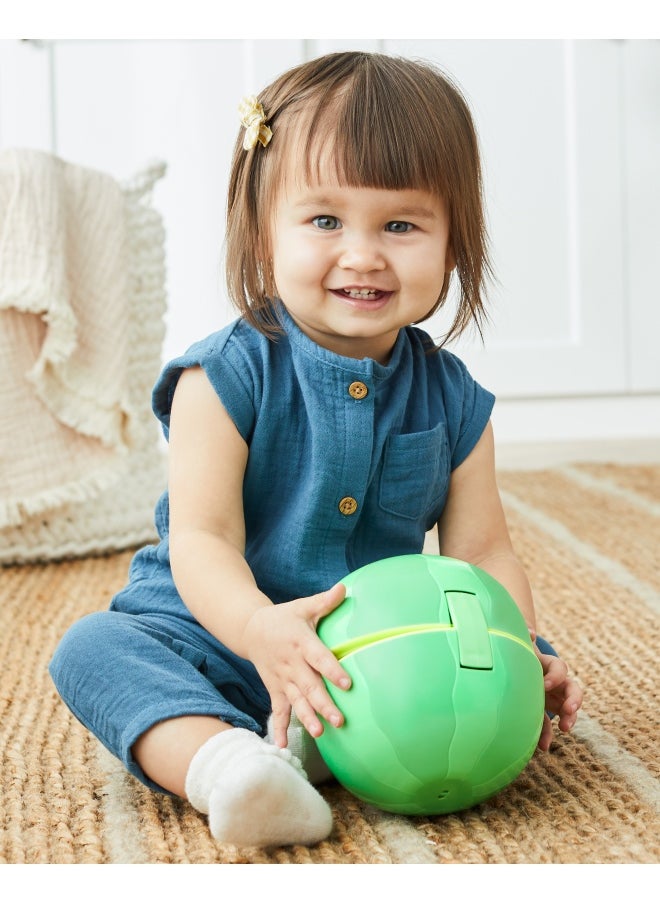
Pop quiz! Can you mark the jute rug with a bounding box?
[1,462,658,864]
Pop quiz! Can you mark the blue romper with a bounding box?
[50,308,496,792]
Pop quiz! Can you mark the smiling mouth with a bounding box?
[335,288,389,300]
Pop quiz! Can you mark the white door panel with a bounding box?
[387,39,627,397]
[622,40,660,393]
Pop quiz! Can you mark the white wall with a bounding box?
[1,38,659,445]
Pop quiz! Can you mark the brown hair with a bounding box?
[225,51,492,346]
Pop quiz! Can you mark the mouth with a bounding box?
[331,287,393,305]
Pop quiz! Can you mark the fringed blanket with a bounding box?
[0,150,167,561]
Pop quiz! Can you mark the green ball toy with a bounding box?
[315,554,544,815]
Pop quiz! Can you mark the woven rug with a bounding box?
[1,462,658,864]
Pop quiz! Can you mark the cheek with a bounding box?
[403,253,447,296]
[274,237,324,285]
[271,235,292,288]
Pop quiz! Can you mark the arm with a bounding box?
[437,421,582,750]
[167,367,351,746]
[438,420,535,625]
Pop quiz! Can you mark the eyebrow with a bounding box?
[389,205,438,220]
[292,195,336,208]
[292,195,439,220]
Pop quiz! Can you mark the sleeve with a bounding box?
[436,349,495,471]
[151,321,259,443]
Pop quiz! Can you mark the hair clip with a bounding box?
[238,96,273,150]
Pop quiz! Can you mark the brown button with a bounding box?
[338,496,358,516]
[348,381,368,400]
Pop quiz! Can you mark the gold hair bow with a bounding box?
[238,96,273,150]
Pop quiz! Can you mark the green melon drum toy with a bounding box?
[315,554,544,815]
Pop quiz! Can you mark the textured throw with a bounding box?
[1,462,658,863]
[0,149,136,527]
[0,151,167,563]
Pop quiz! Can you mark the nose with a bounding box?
[337,233,386,273]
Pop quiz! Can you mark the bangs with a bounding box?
[296,62,455,198]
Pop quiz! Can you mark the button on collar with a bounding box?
[348,381,368,400]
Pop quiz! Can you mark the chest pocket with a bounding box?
[378,422,450,521]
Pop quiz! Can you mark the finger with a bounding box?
[303,583,347,623]
[288,686,341,738]
[566,676,584,709]
[287,667,346,732]
[557,710,578,733]
[269,698,292,749]
[290,696,326,739]
[556,678,583,731]
[537,713,553,752]
[540,653,568,690]
[304,633,352,691]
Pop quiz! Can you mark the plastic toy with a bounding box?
[315,554,544,815]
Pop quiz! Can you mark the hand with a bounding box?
[241,583,352,749]
[530,630,583,752]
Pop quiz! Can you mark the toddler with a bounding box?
[50,51,582,849]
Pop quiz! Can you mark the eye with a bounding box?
[386,221,414,234]
[312,215,341,230]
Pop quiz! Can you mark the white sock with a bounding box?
[266,712,333,785]
[184,728,333,848]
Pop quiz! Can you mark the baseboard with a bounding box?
[491,393,660,446]
[495,436,660,469]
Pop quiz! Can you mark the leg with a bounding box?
[535,635,558,657]
[132,714,231,797]
[50,612,333,846]
[49,610,266,790]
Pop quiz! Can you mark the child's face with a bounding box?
[270,160,455,364]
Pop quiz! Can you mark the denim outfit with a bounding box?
[49,308,539,792]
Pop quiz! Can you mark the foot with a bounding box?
[185,727,333,848]
[208,746,333,847]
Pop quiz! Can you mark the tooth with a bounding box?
[345,288,377,298]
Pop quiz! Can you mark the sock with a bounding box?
[266,712,333,785]
[184,727,333,848]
